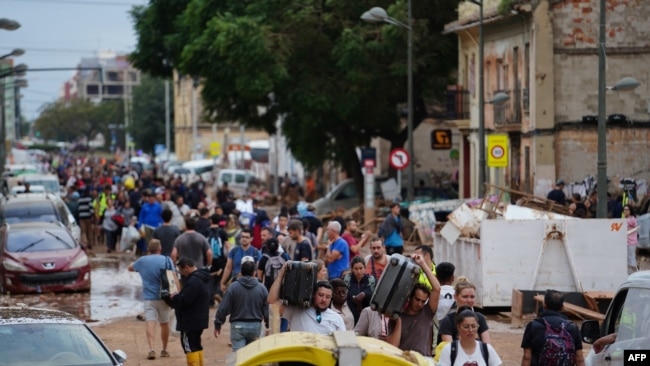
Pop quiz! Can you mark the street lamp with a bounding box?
[595,75,640,218]
[0,48,25,60]
[0,18,20,31]
[361,3,415,201]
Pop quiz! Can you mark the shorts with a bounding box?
[144,300,171,323]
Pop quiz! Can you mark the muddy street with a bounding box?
[0,253,143,323]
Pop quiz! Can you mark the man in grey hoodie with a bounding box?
[214,256,269,352]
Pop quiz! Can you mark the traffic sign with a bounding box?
[389,148,410,170]
[487,134,508,167]
[209,142,221,157]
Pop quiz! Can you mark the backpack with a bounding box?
[343,273,376,293]
[535,318,576,366]
[263,254,286,284]
[450,340,489,366]
[208,229,225,260]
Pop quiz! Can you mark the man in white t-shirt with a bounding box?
[268,263,345,334]
[435,262,456,320]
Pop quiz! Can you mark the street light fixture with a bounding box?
[596,75,640,218]
[0,48,25,60]
[488,92,509,105]
[0,18,20,31]
[361,2,415,201]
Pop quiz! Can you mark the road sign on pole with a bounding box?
[487,134,508,167]
[389,148,410,170]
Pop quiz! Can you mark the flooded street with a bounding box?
[0,254,144,324]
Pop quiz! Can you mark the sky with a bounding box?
[1,0,147,121]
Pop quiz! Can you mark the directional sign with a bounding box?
[389,148,410,170]
[487,134,508,167]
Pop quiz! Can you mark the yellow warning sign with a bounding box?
[487,134,508,167]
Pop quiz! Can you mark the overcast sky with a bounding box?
[1,0,146,121]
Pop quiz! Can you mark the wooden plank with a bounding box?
[533,295,605,321]
[583,291,615,300]
[511,289,524,327]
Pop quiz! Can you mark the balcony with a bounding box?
[492,89,522,127]
[445,86,469,120]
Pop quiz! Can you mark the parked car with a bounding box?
[182,159,219,183]
[0,222,91,294]
[0,193,81,243]
[0,306,125,365]
[312,177,458,216]
[215,168,260,197]
[10,184,46,195]
[19,173,63,197]
[581,270,650,366]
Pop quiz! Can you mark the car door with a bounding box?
[589,287,650,366]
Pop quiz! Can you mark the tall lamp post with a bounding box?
[595,74,640,218]
[361,4,415,201]
[0,18,20,194]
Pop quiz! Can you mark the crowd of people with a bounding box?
[547,179,642,274]
[41,155,598,365]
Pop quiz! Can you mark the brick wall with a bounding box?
[556,125,650,185]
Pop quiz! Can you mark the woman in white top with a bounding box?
[438,307,502,366]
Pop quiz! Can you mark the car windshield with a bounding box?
[0,323,115,365]
[2,203,57,224]
[25,180,59,193]
[8,230,76,252]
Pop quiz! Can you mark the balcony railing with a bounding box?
[445,86,469,120]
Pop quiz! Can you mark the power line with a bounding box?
[0,46,108,54]
[0,0,146,6]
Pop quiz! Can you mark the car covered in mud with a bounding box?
[0,221,91,294]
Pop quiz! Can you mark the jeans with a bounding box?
[230,321,262,352]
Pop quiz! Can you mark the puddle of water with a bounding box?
[0,255,145,324]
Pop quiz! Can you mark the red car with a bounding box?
[0,222,91,294]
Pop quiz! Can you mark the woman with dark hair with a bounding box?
[344,256,375,324]
[437,307,502,366]
[624,204,639,274]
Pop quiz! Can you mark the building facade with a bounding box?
[445,0,649,199]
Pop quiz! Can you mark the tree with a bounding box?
[130,0,458,197]
[129,74,172,155]
[33,99,121,146]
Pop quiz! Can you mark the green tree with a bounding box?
[130,0,458,195]
[129,74,172,155]
[33,99,121,146]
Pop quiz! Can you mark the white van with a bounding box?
[215,169,257,196]
[19,174,63,197]
[181,159,220,183]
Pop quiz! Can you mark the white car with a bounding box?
[581,271,650,366]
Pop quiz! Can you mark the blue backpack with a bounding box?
[208,229,225,260]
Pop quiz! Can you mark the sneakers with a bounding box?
[147,350,156,360]
[160,350,170,358]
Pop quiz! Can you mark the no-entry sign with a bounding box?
[389,148,410,170]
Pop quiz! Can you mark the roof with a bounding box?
[0,307,82,325]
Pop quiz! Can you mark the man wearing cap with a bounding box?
[214,257,269,351]
[547,179,567,205]
[221,228,261,293]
